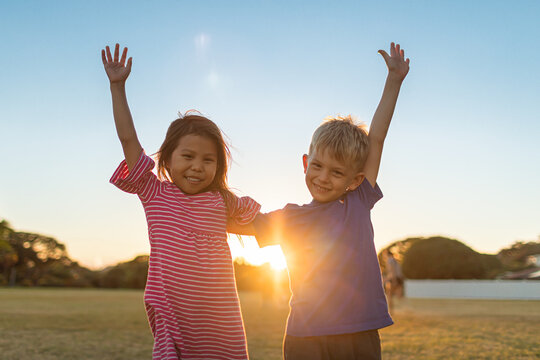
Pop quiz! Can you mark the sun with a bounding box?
[262,245,288,270]
[228,235,287,270]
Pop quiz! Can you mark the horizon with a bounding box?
[1,1,539,270]
[2,218,536,271]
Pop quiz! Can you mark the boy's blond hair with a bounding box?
[309,115,369,171]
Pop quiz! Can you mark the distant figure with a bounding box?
[384,249,404,312]
[230,42,410,360]
[102,44,260,359]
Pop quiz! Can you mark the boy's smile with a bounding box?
[303,148,364,203]
[167,134,218,194]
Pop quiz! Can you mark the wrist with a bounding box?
[386,73,404,84]
[110,81,126,90]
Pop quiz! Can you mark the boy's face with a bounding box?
[303,148,364,203]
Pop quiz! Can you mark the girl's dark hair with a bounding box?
[156,111,236,208]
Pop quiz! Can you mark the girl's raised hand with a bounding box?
[101,43,132,83]
[378,42,410,81]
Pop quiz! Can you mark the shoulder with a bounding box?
[347,178,383,209]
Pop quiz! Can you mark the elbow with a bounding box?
[368,136,385,147]
[119,136,138,147]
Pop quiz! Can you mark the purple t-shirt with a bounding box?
[253,179,393,337]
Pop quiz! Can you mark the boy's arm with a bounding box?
[102,44,142,171]
[363,42,410,187]
[227,217,280,247]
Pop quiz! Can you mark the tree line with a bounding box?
[1,219,539,289]
[0,219,288,292]
[378,236,540,279]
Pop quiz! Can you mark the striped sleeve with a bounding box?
[228,196,261,226]
[109,150,160,202]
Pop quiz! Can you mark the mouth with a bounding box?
[313,183,330,193]
[185,176,204,185]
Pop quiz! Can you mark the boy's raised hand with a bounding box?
[102,43,132,83]
[362,42,410,188]
[378,42,409,81]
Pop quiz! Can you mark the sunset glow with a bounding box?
[228,236,287,270]
[1,1,539,272]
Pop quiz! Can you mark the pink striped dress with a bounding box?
[110,151,260,359]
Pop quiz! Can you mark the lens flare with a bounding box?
[228,235,287,270]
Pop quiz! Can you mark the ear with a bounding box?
[346,172,365,191]
[302,154,309,174]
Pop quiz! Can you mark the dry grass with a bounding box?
[381,298,540,360]
[0,288,152,359]
[1,288,539,359]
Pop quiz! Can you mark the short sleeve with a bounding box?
[228,196,261,225]
[355,178,383,210]
[109,150,160,202]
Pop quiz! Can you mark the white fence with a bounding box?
[405,280,540,300]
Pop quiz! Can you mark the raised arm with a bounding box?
[102,43,142,171]
[363,42,410,187]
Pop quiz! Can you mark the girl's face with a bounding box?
[167,134,218,194]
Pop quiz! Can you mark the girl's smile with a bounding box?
[167,134,218,194]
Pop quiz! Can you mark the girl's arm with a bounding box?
[227,221,257,236]
[363,42,410,187]
[102,44,142,171]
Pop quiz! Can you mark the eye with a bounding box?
[312,163,321,169]
[182,154,193,160]
[204,158,216,163]
[333,171,344,177]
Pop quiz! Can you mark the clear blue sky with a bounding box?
[1,1,539,269]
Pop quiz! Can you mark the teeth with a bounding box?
[186,177,202,183]
[315,184,329,192]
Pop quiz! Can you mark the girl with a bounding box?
[102,43,260,360]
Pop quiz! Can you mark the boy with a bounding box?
[231,42,409,359]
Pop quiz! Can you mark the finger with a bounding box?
[120,47,128,65]
[101,49,107,66]
[106,46,112,62]
[378,50,390,63]
[126,57,133,72]
[406,58,410,65]
[114,43,120,62]
[401,49,405,59]
[395,44,400,57]
[390,42,396,57]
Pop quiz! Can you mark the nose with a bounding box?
[191,160,203,172]
[318,169,330,183]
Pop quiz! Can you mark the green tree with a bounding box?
[401,236,501,279]
[0,220,18,285]
[1,219,97,287]
[498,240,540,270]
[234,261,289,297]
[7,231,68,285]
[98,255,149,289]
[0,239,18,285]
[378,237,422,275]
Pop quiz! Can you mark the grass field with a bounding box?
[1,288,539,359]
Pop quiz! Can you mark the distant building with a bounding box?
[499,266,540,280]
[526,254,540,267]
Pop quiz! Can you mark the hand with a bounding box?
[378,42,410,81]
[102,43,132,83]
